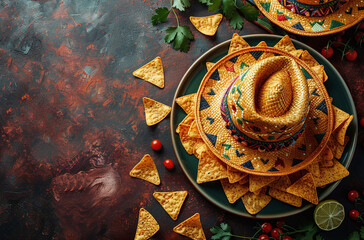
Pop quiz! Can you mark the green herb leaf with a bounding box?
[220,222,231,232]
[295,223,319,240]
[315,235,325,240]
[172,0,191,11]
[165,25,194,52]
[238,3,259,22]
[210,223,233,240]
[151,7,170,26]
[221,0,244,29]
[347,231,360,240]
[207,0,222,12]
[360,226,364,239]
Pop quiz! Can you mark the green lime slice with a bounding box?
[314,200,345,231]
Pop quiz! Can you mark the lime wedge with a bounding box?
[314,200,345,231]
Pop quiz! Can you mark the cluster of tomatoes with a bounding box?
[258,221,292,240]
[151,139,174,169]
[348,190,364,222]
[321,23,363,61]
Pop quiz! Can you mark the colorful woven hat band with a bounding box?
[220,56,310,152]
[278,0,348,17]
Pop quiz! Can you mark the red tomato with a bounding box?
[283,236,293,240]
[332,36,343,47]
[271,228,283,240]
[345,50,358,61]
[259,234,270,240]
[349,210,360,220]
[348,190,360,202]
[151,139,162,151]
[261,222,272,233]
[164,159,174,169]
[360,117,364,128]
[321,46,333,58]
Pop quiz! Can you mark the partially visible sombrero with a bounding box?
[195,46,333,176]
[254,0,364,36]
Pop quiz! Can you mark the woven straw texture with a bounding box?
[255,0,364,36]
[195,46,333,176]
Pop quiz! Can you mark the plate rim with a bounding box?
[170,34,358,219]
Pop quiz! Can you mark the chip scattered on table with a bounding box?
[143,97,171,126]
[133,56,164,88]
[129,154,160,185]
[189,14,223,36]
[173,213,206,240]
[134,208,159,240]
[153,191,188,220]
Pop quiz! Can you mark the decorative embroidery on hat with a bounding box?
[222,154,230,159]
[268,167,279,172]
[312,88,320,96]
[314,132,326,143]
[207,117,215,124]
[261,2,271,12]
[222,143,231,150]
[206,133,217,146]
[330,20,345,29]
[200,96,210,111]
[210,69,220,81]
[236,150,245,157]
[292,158,303,166]
[251,51,264,60]
[316,99,328,114]
[261,159,269,164]
[242,160,254,169]
[230,56,239,63]
[292,22,305,31]
[207,88,215,95]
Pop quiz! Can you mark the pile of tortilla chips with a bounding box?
[175,34,352,215]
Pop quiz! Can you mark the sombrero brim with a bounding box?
[195,46,333,176]
[255,0,364,36]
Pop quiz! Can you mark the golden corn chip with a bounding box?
[190,14,223,36]
[206,62,214,71]
[220,178,249,204]
[305,162,320,178]
[227,166,248,183]
[253,186,267,196]
[179,124,202,155]
[300,50,319,67]
[242,191,272,215]
[173,213,206,240]
[289,49,303,58]
[268,188,302,208]
[286,173,318,205]
[274,35,296,52]
[333,136,350,159]
[238,175,249,185]
[332,105,351,132]
[134,208,160,240]
[334,114,353,145]
[176,113,195,134]
[249,175,278,193]
[311,65,328,82]
[153,191,188,220]
[196,150,227,184]
[194,142,209,159]
[269,175,291,191]
[288,170,305,184]
[133,57,164,88]
[228,33,250,54]
[323,146,334,161]
[320,158,334,168]
[176,94,197,115]
[314,159,349,187]
[188,121,201,138]
[129,154,160,185]
[143,97,171,126]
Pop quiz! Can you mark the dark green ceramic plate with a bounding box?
[170,34,358,219]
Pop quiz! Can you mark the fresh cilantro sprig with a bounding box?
[151,0,194,52]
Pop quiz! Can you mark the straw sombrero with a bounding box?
[195,46,333,176]
[255,0,364,36]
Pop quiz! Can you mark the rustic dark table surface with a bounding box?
[0,1,363,240]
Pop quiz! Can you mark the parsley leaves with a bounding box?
[210,222,233,240]
[165,26,194,52]
[172,0,191,11]
[151,7,170,26]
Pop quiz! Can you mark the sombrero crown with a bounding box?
[221,56,310,152]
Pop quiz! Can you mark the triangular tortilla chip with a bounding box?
[274,35,296,52]
[134,208,159,240]
[242,191,272,215]
[313,159,349,187]
[268,175,291,191]
[133,57,164,88]
[334,114,353,145]
[332,105,351,132]
[268,187,302,208]
[220,178,249,204]
[179,124,200,155]
[286,173,318,204]
[153,191,188,220]
[305,162,320,179]
[228,33,250,54]
[311,65,328,82]
[227,166,248,183]
[249,175,278,192]
[300,50,319,67]
[143,97,171,126]
[289,49,303,58]
[129,154,160,185]
[176,93,196,115]
[190,14,223,36]
[188,121,201,138]
[333,136,350,159]
[238,175,249,185]
[176,112,195,134]
[196,150,227,184]
[173,213,206,240]
[206,62,214,71]
[193,140,208,159]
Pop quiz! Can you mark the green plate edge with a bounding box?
[170,34,358,219]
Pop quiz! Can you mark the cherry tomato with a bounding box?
[332,36,343,47]
[151,139,162,151]
[345,50,358,61]
[283,236,293,240]
[164,159,174,169]
[271,228,283,240]
[321,46,333,59]
[349,210,360,220]
[259,234,270,240]
[261,222,272,233]
[359,116,364,128]
[348,190,360,202]
[276,220,285,228]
